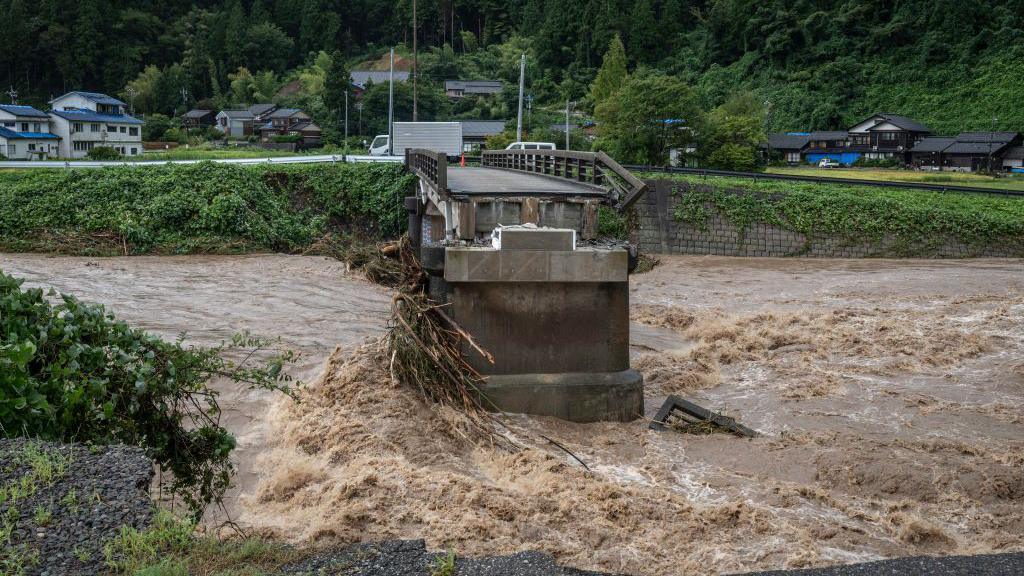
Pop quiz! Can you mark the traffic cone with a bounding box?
[460,152,466,167]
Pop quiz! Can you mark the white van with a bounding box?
[505,142,556,150]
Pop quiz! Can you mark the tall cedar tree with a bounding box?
[589,35,628,109]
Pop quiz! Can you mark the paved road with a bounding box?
[447,166,605,196]
[0,154,403,169]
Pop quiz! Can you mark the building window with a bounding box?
[20,122,28,131]
[8,144,16,156]
[1,121,12,127]
[131,147,138,155]
[120,126,126,133]
[28,143,36,151]
[73,123,83,133]
[881,132,897,142]
[33,123,41,132]
[129,127,138,136]
[107,125,116,132]
[90,124,100,132]
[73,141,96,152]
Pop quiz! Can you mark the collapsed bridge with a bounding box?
[404,149,648,422]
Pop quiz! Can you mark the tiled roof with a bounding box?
[248,103,278,117]
[909,137,955,153]
[944,141,1014,155]
[445,80,504,94]
[0,104,50,118]
[460,120,507,137]
[1002,146,1024,160]
[0,127,59,140]
[219,109,253,119]
[350,71,410,88]
[50,91,126,106]
[808,131,849,140]
[268,108,303,119]
[766,133,811,150]
[873,114,931,133]
[183,109,214,118]
[49,109,144,125]
[954,131,1019,143]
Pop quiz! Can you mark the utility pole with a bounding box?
[764,99,772,163]
[516,54,525,141]
[987,115,998,174]
[388,47,395,155]
[6,86,17,104]
[126,87,137,117]
[344,89,349,143]
[412,0,418,122]
[180,87,189,135]
[356,101,363,136]
[564,99,575,150]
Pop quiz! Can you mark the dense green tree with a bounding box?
[588,35,628,110]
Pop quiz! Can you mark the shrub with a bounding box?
[0,271,296,516]
[86,146,122,160]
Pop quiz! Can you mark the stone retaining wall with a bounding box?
[634,179,1018,258]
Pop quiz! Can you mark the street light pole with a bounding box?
[989,116,997,174]
[764,99,771,163]
[564,99,575,150]
[516,54,525,141]
[412,0,417,122]
[388,47,394,155]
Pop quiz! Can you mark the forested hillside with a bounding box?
[3,0,1023,134]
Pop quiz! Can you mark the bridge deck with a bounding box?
[446,166,606,197]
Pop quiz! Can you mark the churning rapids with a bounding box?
[2,253,1022,575]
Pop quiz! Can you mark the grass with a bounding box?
[133,145,307,162]
[103,510,304,576]
[767,165,1024,191]
[430,550,457,576]
[0,442,72,576]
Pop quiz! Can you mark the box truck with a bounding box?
[368,122,463,157]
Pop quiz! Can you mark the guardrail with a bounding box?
[405,148,448,196]
[482,149,648,210]
[0,154,404,169]
[625,165,1024,198]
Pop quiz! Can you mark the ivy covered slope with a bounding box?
[0,162,415,255]
[653,174,1024,256]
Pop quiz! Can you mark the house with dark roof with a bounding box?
[762,133,812,164]
[182,109,217,130]
[847,113,931,162]
[248,103,279,123]
[0,104,59,159]
[801,131,859,165]
[258,108,321,146]
[47,91,144,158]
[1001,146,1024,172]
[445,80,504,98]
[350,71,410,95]
[942,132,1021,172]
[215,110,254,138]
[458,120,506,151]
[908,136,956,169]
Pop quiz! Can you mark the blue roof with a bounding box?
[0,127,59,140]
[49,109,144,125]
[0,104,49,118]
[50,91,126,106]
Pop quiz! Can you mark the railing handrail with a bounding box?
[481,149,647,210]
[405,148,448,196]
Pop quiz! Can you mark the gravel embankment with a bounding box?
[0,437,153,576]
[281,539,618,575]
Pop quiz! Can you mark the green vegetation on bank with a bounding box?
[647,173,1024,255]
[0,162,415,256]
[0,272,296,516]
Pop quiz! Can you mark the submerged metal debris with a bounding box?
[650,395,760,438]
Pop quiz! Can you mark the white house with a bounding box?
[0,104,60,159]
[47,91,144,158]
[215,110,254,138]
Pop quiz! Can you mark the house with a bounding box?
[248,103,278,123]
[1002,146,1024,172]
[182,109,216,130]
[942,132,1021,172]
[801,131,856,165]
[215,110,254,138]
[444,80,503,98]
[350,70,410,96]
[908,137,956,170]
[258,108,321,146]
[458,120,506,151]
[0,104,60,159]
[763,133,811,164]
[846,113,931,162]
[48,91,144,158]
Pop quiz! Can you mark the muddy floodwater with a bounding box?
[2,253,1022,575]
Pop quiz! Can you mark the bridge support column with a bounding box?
[444,241,643,423]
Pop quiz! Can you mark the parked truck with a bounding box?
[368,122,463,157]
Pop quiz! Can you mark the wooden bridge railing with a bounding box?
[481,149,648,210]
[405,148,448,197]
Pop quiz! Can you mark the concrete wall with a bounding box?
[635,179,1020,258]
